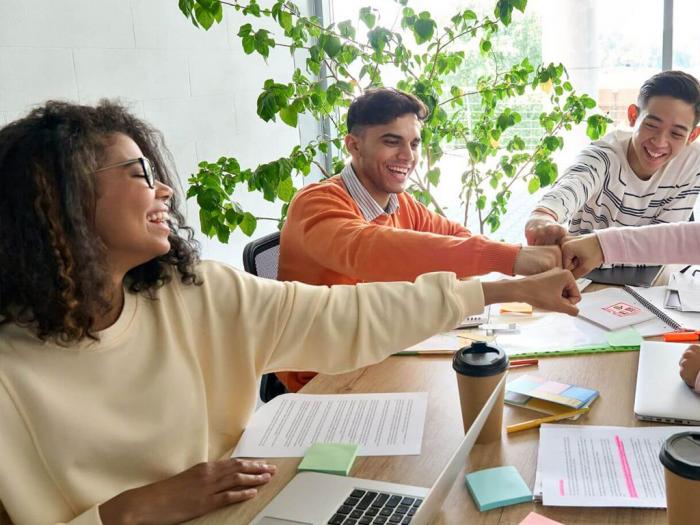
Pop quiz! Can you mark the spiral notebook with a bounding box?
[578,286,689,333]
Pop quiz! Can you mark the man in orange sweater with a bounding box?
[277,88,561,391]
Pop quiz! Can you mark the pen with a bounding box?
[509,358,538,368]
[663,331,700,342]
[506,407,590,434]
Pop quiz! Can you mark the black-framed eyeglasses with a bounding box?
[94,157,155,189]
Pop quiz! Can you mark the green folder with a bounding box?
[298,442,359,477]
[465,466,532,511]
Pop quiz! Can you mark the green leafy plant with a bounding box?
[178,0,610,242]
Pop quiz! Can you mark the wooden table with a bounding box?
[197,354,668,525]
[195,279,675,524]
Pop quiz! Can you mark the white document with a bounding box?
[494,312,609,356]
[538,424,700,508]
[233,392,428,458]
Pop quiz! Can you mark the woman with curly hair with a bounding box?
[0,100,580,525]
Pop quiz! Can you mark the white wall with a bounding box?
[0,0,305,267]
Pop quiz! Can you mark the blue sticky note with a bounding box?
[465,466,532,511]
[561,386,597,404]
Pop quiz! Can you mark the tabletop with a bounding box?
[191,278,678,525]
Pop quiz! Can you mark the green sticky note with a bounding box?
[298,442,359,477]
[465,466,532,511]
[605,327,643,347]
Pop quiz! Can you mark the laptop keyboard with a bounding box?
[327,489,422,525]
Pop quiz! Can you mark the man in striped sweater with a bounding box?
[525,70,700,246]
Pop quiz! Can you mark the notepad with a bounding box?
[578,287,656,330]
[465,466,532,511]
[500,302,533,314]
[297,442,359,476]
[506,374,598,409]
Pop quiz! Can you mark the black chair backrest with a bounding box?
[242,231,281,279]
[242,230,288,402]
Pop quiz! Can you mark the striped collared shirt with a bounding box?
[340,163,399,221]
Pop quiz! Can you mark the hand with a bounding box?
[513,245,563,276]
[482,268,581,316]
[679,345,700,389]
[561,234,604,278]
[524,213,568,246]
[99,458,277,525]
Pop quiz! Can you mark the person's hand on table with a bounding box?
[561,233,604,278]
[679,345,700,388]
[99,458,277,525]
[482,268,581,316]
[513,245,563,276]
[524,210,568,246]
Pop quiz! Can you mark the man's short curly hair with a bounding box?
[0,100,200,343]
[347,88,428,134]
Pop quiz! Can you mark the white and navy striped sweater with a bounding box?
[538,130,700,234]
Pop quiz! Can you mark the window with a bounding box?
[328,0,690,242]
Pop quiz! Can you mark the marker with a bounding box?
[664,331,700,343]
[509,358,538,368]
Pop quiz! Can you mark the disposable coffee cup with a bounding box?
[659,431,700,525]
[452,341,508,444]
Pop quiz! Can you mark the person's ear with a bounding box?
[627,104,640,127]
[344,133,361,156]
[687,126,700,145]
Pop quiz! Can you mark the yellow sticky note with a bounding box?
[500,302,533,314]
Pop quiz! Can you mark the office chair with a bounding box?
[242,231,289,403]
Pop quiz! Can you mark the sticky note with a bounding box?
[605,327,643,347]
[465,466,532,511]
[518,511,564,525]
[500,302,533,314]
[297,442,359,476]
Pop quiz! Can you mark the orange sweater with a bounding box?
[277,175,520,391]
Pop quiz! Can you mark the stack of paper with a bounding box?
[536,424,700,508]
[233,392,428,458]
[493,312,643,357]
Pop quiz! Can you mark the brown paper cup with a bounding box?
[455,370,505,444]
[664,466,700,525]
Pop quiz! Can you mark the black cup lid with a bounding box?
[452,341,509,377]
[659,432,700,481]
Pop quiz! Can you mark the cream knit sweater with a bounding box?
[0,261,484,524]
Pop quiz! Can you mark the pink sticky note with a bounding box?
[535,381,569,394]
[518,511,565,525]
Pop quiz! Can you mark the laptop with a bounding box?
[634,341,700,425]
[251,375,506,525]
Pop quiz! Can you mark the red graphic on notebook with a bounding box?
[602,302,641,318]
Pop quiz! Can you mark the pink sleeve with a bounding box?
[596,222,700,264]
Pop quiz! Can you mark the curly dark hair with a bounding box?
[347,88,429,134]
[0,99,200,343]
